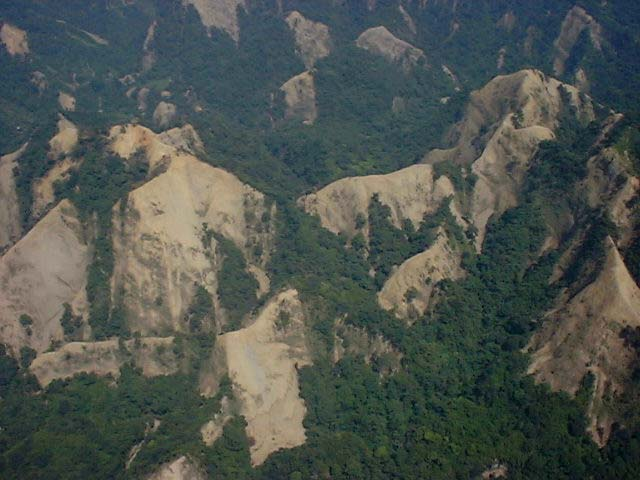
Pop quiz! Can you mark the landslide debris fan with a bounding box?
[1,1,640,479]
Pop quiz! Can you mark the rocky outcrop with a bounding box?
[425,69,594,250]
[49,115,79,159]
[0,23,29,56]
[553,6,603,76]
[146,456,206,480]
[356,26,424,71]
[29,337,178,387]
[182,0,246,42]
[299,164,457,240]
[203,289,311,466]
[153,102,177,129]
[280,71,317,125]
[58,92,76,112]
[0,200,90,356]
[527,237,640,446]
[111,125,274,335]
[285,11,331,69]
[0,144,26,250]
[378,230,464,320]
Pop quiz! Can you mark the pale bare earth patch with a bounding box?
[299,164,457,241]
[210,289,311,466]
[527,237,640,446]
[0,23,29,56]
[32,157,78,219]
[553,6,603,76]
[0,144,27,250]
[200,396,233,446]
[378,230,464,321]
[110,125,274,335]
[29,337,178,387]
[356,26,424,71]
[182,0,246,42]
[285,11,331,69]
[146,456,207,480]
[280,71,317,125]
[49,114,79,158]
[58,91,76,112]
[153,102,177,129]
[0,200,90,356]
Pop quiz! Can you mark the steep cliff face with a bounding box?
[426,69,594,249]
[111,126,274,335]
[29,337,178,387]
[202,289,311,466]
[0,144,26,250]
[553,6,603,76]
[280,70,318,125]
[285,11,331,69]
[527,237,640,446]
[0,22,29,56]
[0,200,90,356]
[299,164,457,240]
[356,26,425,71]
[182,0,246,42]
[378,230,464,320]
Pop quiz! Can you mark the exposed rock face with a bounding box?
[32,158,79,219]
[527,238,640,446]
[58,92,76,112]
[146,456,206,480]
[182,0,246,42]
[553,6,603,76]
[208,289,311,466]
[49,115,79,159]
[0,200,90,356]
[0,144,26,250]
[0,23,29,56]
[378,230,463,320]
[153,102,177,129]
[425,69,594,250]
[356,26,424,71]
[111,125,274,335]
[280,71,317,125]
[200,396,233,446]
[142,21,158,72]
[285,11,331,69]
[299,164,456,240]
[29,337,178,387]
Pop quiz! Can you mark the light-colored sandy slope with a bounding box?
[146,456,207,480]
[31,71,47,92]
[109,123,202,174]
[214,289,311,466]
[425,69,594,250]
[200,396,233,446]
[112,127,275,335]
[280,71,317,125]
[29,337,177,387]
[553,6,603,76]
[0,144,26,250]
[285,11,331,69]
[299,164,456,240]
[32,157,79,219]
[581,145,640,247]
[497,11,516,31]
[0,23,29,56]
[0,200,90,356]
[153,102,177,129]
[378,230,463,320]
[81,29,108,46]
[58,92,76,112]
[49,115,79,159]
[356,26,424,71]
[333,318,402,375]
[182,0,246,42]
[142,21,158,72]
[527,237,640,446]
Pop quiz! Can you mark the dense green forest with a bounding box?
[1,0,640,478]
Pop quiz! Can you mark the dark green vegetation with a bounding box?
[1,0,640,479]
